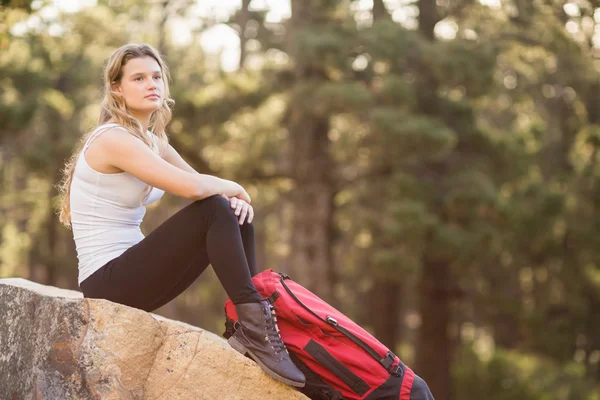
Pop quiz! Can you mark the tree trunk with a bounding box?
[369,280,401,349]
[418,0,439,41]
[254,203,269,274]
[45,120,64,286]
[286,0,338,303]
[158,0,171,57]
[372,0,390,21]
[585,80,599,125]
[238,0,251,69]
[416,257,452,400]
[414,2,452,399]
[287,115,336,301]
[364,0,402,352]
[513,0,535,26]
[45,186,58,286]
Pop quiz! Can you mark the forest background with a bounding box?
[1,0,600,398]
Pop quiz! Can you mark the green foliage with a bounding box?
[311,82,374,115]
[370,107,457,160]
[455,346,600,400]
[431,39,498,97]
[375,74,418,107]
[362,20,423,66]
[295,27,355,70]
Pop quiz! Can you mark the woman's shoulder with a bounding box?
[91,123,161,154]
[95,122,127,132]
[86,126,137,156]
[88,123,128,139]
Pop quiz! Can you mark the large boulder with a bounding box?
[0,278,308,400]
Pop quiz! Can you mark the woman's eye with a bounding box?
[134,75,160,81]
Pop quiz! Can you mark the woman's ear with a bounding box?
[111,81,122,94]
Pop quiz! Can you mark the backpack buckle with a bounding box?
[382,351,403,376]
[390,363,403,377]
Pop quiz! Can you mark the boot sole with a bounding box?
[228,336,306,388]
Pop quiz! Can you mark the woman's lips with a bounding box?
[146,94,160,100]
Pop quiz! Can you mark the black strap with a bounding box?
[267,290,280,304]
[333,324,402,376]
[333,324,383,363]
[305,339,371,396]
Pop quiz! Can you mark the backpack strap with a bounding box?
[399,365,415,400]
[266,290,280,304]
[331,323,402,376]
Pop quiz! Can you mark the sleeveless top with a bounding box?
[70,123,165,285]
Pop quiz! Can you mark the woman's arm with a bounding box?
[162,138,255,224]
[162,142,198,174]
[97,128,251,202]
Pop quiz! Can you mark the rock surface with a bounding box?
[0,278,308,400]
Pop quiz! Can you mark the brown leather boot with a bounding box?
[228,299,306,387]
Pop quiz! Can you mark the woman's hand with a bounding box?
[220,179,251,204]
[221,194,254,225]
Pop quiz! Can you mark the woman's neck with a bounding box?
[107,114,150,132]
[130,111,150,132]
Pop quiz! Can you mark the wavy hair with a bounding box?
[57,43,175,227]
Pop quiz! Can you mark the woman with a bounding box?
[57,43,305,388]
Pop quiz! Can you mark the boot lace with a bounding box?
[264,305,286,354]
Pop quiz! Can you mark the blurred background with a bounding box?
[1,0,600,398]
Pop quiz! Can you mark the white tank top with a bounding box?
[70,123,165,285]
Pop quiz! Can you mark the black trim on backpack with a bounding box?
[279,273,403,377]
[410,374,435,400]
[363,364,406,400]
[290,352,345,400]
[305,339,370,397]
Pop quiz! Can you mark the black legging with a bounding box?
[80,195,263,311]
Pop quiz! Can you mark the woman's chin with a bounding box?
[129,105,161,116]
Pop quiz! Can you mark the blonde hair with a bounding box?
[57,43,175,227]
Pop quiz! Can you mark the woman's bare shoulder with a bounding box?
[84,127,137,174]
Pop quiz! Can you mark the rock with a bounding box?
[0,278,308,400]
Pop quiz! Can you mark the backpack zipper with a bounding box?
[278,273,402,376]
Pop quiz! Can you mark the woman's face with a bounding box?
[114,56,164,118]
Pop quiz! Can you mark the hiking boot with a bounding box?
[228,299,306,387]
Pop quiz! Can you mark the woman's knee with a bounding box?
[194,195,233,215]
[192,195,255,227]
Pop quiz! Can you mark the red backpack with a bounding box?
[223,270,417,400]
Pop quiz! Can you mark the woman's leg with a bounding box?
[239,222,258,277]
[145,219,258,312]
[80,194,305,387]
[81,195,262,311]
[144,248,209,312]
